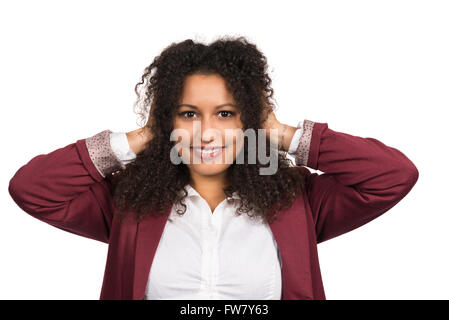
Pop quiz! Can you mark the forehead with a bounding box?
[179,74,235,105]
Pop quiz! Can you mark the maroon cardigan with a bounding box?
[8,120,419,300]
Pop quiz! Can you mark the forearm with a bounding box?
[301,120,419,205]
[8,130,119,242]
[297,119,419,243]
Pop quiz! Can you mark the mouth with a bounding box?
[190,146,227,160]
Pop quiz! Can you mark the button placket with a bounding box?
[199,201,210,292]
[198,196,226,296]
[212,206,223,295]
[200,199,218,294]
[210,202,224,294]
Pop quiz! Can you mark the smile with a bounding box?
[190,146,226,160]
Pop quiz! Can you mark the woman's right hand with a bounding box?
[126,108,155,155]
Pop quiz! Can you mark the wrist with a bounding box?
[269,123,296,152]
[278,124,297,152]
[126,127,152,155]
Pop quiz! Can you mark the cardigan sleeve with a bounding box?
[8,129,126,243]
[292,120,419,243]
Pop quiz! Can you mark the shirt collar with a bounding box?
[184,184,240,200]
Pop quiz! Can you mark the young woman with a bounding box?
[8,36,419,300]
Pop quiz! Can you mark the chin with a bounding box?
[178,148,236,176]
[187,163,231,176]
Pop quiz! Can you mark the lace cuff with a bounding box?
[85,129,126,178]
[294,119,315,166]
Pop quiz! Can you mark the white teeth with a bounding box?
[192,147,224,156]
[201,149,217,154]
[192,148,221,155]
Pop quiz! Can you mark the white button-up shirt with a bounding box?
[109,122,303,300]
[145,184,282,299]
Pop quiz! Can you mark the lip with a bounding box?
[190,146,226,161]
[190,146,226,150]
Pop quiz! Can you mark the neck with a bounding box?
[189,171,229,201]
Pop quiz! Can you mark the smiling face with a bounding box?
[173,73,244,178]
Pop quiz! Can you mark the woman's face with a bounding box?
[173,73,244,177]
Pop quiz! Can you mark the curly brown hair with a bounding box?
[106,35,306,225]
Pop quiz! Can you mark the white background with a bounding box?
[1,0,447,299]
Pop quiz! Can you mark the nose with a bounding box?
[193,117,220,144]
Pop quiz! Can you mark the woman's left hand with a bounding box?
[262,109,299,152]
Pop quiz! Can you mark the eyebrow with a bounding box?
[177,103,237,109]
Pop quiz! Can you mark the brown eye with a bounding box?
[218,111,234,118]
[178,111,196,118]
